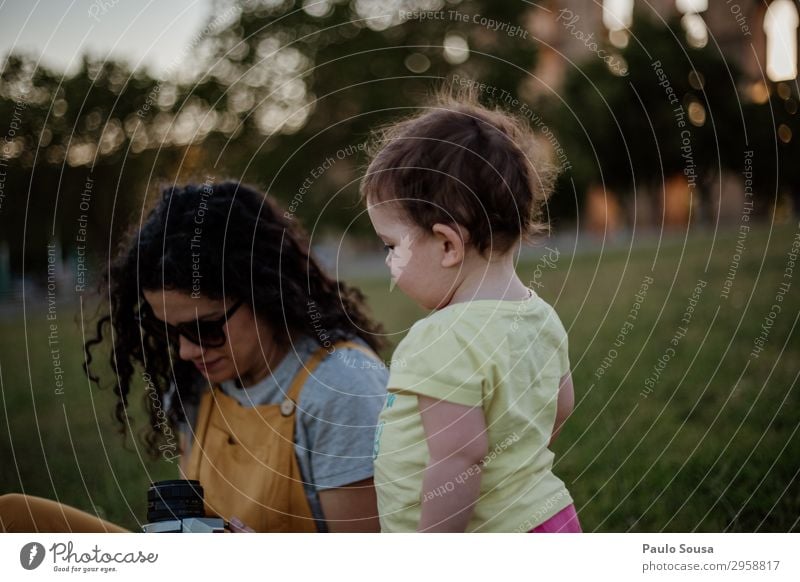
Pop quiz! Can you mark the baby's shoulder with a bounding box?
[401,309,465,344]
[394,308,494,363]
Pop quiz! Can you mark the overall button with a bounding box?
[227,435,236,445]
[280,399,295,416]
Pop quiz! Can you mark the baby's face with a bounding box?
[366,200,458,310]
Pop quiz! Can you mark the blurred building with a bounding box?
[531,0,796,95]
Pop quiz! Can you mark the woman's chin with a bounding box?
[195,362,231,383]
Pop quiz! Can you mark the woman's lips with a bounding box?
[195,357,223,372]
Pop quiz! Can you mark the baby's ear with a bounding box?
[431,223,467,268]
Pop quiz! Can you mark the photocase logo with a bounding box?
[389,233,414,291]
[20,542,46,570]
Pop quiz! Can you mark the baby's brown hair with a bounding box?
[361,88,558,255]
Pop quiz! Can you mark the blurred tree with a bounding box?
[2,1,795,272]
[1,0,542,272]
[0,53,191,274]
[548,11,751,227]
[187,0,540,239]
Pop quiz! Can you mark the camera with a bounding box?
[142,479,225,533]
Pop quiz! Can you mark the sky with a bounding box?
[0,0,214,79]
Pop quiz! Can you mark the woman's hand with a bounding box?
[227,516,255,533]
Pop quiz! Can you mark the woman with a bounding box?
[0,181,388,532]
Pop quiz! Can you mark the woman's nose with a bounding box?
[178,335,203,361]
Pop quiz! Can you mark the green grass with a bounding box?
[1,222,798,531]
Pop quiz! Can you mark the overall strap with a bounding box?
[280,339,382,416]
[334,340,382,362]
[281,346,329,416]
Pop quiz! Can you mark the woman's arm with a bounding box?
[301,346,388,533]
[318,477,380,532]
[549,372,574,446]
[417,395,488,532]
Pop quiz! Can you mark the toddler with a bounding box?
[363,91,580,533]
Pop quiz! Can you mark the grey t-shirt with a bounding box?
[168,335,388,532]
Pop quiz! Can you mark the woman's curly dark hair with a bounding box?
[84,181,386,459]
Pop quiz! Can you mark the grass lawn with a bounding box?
[1,222,798,531]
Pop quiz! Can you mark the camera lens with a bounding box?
[147,479,206,523]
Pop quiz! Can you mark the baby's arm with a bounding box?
[549,372,575,446]
[417,395,488,532]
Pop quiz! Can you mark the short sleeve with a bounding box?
[387,320,487,407]
[298,347,388,490]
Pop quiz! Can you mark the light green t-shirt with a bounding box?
[373,289,573,532]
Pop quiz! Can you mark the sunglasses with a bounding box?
[135,300,243,348]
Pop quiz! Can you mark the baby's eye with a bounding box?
[383,244,394,253]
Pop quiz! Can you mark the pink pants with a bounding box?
[528,503,582,533]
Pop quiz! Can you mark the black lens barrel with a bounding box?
[147,479,205,523]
